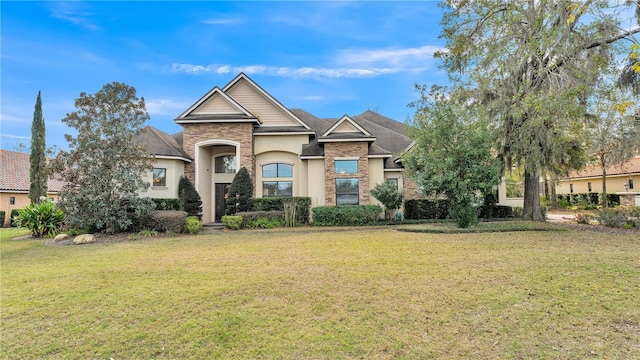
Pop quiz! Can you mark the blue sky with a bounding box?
[1,1,448,152]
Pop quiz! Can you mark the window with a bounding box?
[570,184,574,193]
[153,168,166,187]
[336,178,359,205]
[262,163,292,178]
[630,179,634,190]
[263,181,293,197]
[588,182,592,192]
[386,178,399,189]
[335,160,358,175]
[9,197,15,205]
[215,155,236,173]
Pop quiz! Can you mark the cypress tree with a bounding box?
[225,167,253,214]
[178,176,202,218]
[29,90,47,204]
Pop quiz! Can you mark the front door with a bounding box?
[215,183,231,222]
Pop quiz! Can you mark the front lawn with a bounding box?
[1,228,639,358]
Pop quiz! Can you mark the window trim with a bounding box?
[335,160,359,175]
[152,167,167,188]
[335,177,360,205]
[262,162,293,178]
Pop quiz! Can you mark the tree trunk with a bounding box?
[523,168,545,221]
[550,177,557,208]
[601,164,607,208]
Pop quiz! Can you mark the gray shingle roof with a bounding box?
[134,126,192,161]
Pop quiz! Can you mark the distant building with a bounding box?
[0,149,64,226]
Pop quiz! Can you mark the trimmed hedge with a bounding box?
[134,210,188,233]
[236,210,284,227]
[556,193,619,207]
[478,204,514,219]
[0,211,4,227]
[222,215,242,230]
[312,205,382,226]
[404,199,450,220]
[151,198,181,211]
[252,197,311,224]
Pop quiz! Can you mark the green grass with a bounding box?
[398,220,565,233]
[0,227,30,240]
[1,228,639,359]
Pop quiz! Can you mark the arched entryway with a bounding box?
[194,140,240,223]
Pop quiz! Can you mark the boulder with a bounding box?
[54,234,69,242]
[73,234,96,245]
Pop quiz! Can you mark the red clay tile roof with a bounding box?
[0,150,64,192]
[566,156,640,179]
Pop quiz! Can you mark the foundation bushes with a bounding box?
[133,210,188,233]
[236,210,285,228]
[252,197,311,224]
[151,198,181,211]
[403,199,450,220]
[221,215,242,230]
[312,205,382,226]
[0,211,4,227]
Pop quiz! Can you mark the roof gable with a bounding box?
[176,86,257,124]
[222,73,310,129]
[321,115,372,138]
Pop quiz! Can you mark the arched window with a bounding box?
[262,163,293,197]
[215,155,236,173]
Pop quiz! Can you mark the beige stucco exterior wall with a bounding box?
[140,158,186,198]
[254,135,308,155]
[226,80,300,127]
[1,192,59,226]
[556,174,639,194]
[306,159,326,207]
[255,151,300,197]
[368,158,385,207]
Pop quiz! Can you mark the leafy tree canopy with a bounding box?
[403,85,502,228]
[370,181,403,220]
[437,0,640,220]
[51,82,154,233]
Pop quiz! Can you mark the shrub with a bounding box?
[184,216,203,234]
[236,211,284,225]
[478,205,513,219]
[370,182,404,220]
[595,208,627,228]
[312,205,382,226]
[0,211,4,227]
[450,203,478,228]
[149,210,187,233]
[575,213,593,224]
[138,229,158,237]
[245,217,285,229]
[178,176,202,218]
[512,207,524,218]
[15,200,64,238]
[252,197,311,224]
[222,215,242,230]
[151,198,181,211]
[226,167,253,215]
[404,199,450,220]
[10,209,20,227]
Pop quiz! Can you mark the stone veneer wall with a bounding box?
[403,176,424,200]
[324,142,369,206]
[181,123,255,185]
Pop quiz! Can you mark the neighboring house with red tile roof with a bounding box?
[556,155,640,197]
[0,149,64,226]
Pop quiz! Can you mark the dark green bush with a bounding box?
[138,210,187,233]
[0,210,5,227]
[312,205,382,226]
[252,197,311,224]
[151,198,181,210]
[226,167,253,215]
[404,199,450,220]
[236,210,284,227]
[478,204,513,219]
[179,176,202,218]
[245,217,285,229]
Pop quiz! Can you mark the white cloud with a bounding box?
[1,134,30,140]
[146,99,191,116]
[337,45,446,67]
[171,63,401,78]
[202,17,243,25]
[0,113,27,123]
[49,2,99,30]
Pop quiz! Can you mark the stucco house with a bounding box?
[136,73,423,223]
[0,149,64,226]
[556,155,640,205]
